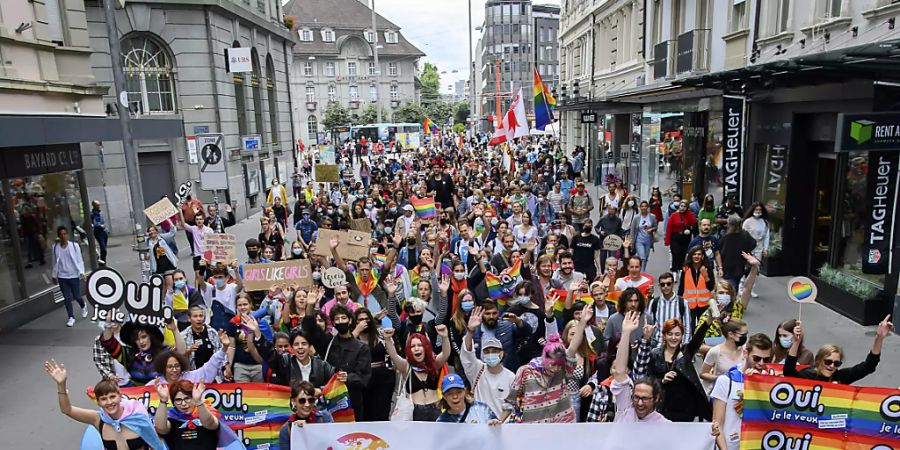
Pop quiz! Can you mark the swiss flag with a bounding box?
[488,88,529,147]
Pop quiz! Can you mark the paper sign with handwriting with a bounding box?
[204,233,236,264]
[143,197,178,225]
[241,259,312,291]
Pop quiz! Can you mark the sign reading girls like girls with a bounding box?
[241,259,313,291]
[85,267,172,327]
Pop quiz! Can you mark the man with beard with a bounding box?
[571,220,602,282]
[551,251,584,291]
[491,232,518,271]
[568,181,593,226]
[469,301,530,372]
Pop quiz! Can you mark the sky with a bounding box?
[370,0,560,94]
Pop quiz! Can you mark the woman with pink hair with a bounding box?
[498,305,592,423]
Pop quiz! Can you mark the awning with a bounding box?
[675,38,900,92]
[556,99,642,114]
[0,115,184,147]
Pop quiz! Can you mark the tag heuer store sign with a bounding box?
[836,112,900,152]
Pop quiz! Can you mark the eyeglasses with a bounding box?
[750,355,773,364]
[294,397,315,405]
[165,364,181,370]
[659,282,673,287]
[173,397,192,405]
[823,359,843,368]
[632,395,653,403]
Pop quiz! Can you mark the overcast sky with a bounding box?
[371,0,560,92]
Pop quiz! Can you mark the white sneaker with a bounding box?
[66,317,75,327]
[751,291,759,298]
[82,306,89,318]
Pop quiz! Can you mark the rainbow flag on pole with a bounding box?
[423,117,439,134]
[409,195,436,219]
[533,65,556,131]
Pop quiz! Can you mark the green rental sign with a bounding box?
[836,112,900,152]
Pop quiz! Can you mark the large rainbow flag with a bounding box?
[409,195,436,219]
[320,374,355,422]
[533,65,556,131]
[485,260,522,305]
[740,374,900,450]
[89,383,292,450]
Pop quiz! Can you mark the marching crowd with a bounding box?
[46,133,894,450]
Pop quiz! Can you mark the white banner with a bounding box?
[292,422,715,450]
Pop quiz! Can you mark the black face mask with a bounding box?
[407,237,417,246]
[334,322,352,335]
[735,334,748,347]
[247,250,259,259]
[408,314,423,326]
[582,225,592,234]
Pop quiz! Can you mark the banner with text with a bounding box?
[741,374,900,450]
[722,95,745,200]
[293,422,714,450]
[241,259,313,291]
[862,151,899,274]
[88,383,291,450]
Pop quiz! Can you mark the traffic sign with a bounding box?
[196,133,227,190]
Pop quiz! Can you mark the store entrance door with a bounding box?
[810,155,837,275]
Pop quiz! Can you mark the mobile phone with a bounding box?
[708,299,720,318]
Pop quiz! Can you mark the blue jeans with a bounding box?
[636,238,653,271]
[58,277,85,319]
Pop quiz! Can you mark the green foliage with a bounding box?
[453,101,470,124]
[392,102,425,124]
[420,62,441,102]
[359,104,381,125]
[452,123,465,133]
[425,101,454,125]
[817,264,880,301]
[322,102,351,130]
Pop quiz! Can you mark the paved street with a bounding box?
[0,182,897,448]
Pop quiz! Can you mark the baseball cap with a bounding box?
[481,337,503,351]
[440,373,466,393]
[403,204,414,212]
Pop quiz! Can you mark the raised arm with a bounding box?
[192,383,218,430]
[154,383,171,435]
[382,328,409,374]
[434,324,452,367]
[166,319,186,355]
[45,360,100,426]
[612,311,640,382]
[739,252,760,309]
[566,305,592,358]
[329,234,347,272]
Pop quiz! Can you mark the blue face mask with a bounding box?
[174,280,186,290]
[214,278,226,288]
[461,300,475,312]
[779,337,793,349]
[483,353,502,367]
[717,293,732,306]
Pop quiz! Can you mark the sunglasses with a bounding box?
[750,355,773,364]
[659,282,673,287]
[294,397,315,405]
[823,359,843,368]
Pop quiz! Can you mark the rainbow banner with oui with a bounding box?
[88,383,292,450]
[740,374,900,450]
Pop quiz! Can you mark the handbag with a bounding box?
[390,368,414,421]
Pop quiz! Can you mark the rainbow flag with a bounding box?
[435,364,451,399]
[740,374,900,450]
[485,260,522,305]
[372,253,387,268]
[320,373,355,422]
[548,289,594,312]
[533,65,556,131]
[423,117,439,135]
[410,195,436,219]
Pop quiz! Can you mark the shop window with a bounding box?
[9,173,89,298]
[0,187,19,308]
[836,152,886,287]
[753,144,789,258]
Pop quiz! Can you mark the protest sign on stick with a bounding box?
[204,233,236,264]
[143,197,178,225]
[241,259,313,291]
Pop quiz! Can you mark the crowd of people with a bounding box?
[47,133,893,450]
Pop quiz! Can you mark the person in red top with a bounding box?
[664,199,697,277]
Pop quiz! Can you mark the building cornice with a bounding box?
[0,77,108,97]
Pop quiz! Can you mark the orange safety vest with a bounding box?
[682,267,711,309]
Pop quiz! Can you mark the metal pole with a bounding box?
[468,0,474,133]
[370,0,382,124]
[101,0,150,281]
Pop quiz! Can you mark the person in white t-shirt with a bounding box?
[461,306,515,418]
[711,333,774,450]
[197,263,242,329]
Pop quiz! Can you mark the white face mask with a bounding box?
[627,200,635,207]
[753,211,762,218]
[453,272,466,281]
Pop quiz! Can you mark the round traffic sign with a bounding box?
[200,144,222,171]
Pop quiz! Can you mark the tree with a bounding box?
[419,62,441,103]
[392,102,425,124]
[359,104,379,125]
[452,123,465,134]
[453,101,470,125]
[425,101,453,125]
[322,102,351,130]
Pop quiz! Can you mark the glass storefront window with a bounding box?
[837,152,885,288]
[753,145,789,258]
[0,186,20,309]
[9,173,89,297]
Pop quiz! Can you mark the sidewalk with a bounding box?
[0,199,896,448]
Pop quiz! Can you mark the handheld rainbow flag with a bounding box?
[372,253,387,268]
[549,289,594,312]
[484,259,522,305]
[409,195,436,219]
[320,373,355,422]
[423,117,439,135]
[533,65,556,131]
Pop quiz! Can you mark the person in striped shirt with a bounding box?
[647,272,692,346]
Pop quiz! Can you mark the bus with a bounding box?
[351,123,422,149]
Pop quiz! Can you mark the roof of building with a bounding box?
[284,0,425,58]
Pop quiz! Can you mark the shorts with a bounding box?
[192,255,202,271]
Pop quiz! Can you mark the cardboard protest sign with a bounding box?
[204,233,236,264]
[602,234,623,251]
[350,217,372,232]
[315,164,339,182]
[143,197,178,225]
[85,267,172,327]
[322,267,347,288]
[241,259,312,291]
[314,228,371,261]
